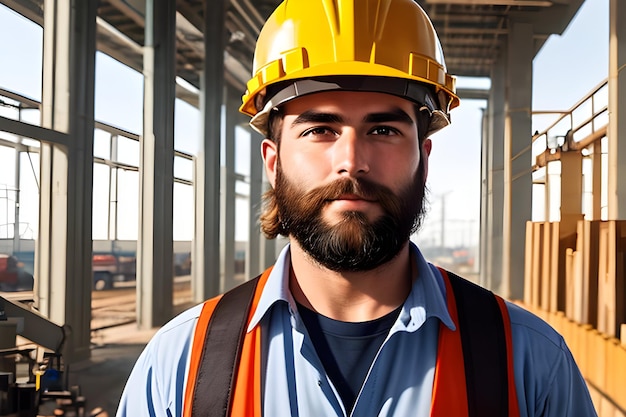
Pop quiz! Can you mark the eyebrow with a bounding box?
[291,111,344,128]
[363,108,415,125]
[290,107,415,129]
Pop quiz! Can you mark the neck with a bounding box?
[288,240,413,322]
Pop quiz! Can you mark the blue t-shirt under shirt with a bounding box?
[297,303,402,413]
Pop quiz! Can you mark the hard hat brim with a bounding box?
[247,75,452,137]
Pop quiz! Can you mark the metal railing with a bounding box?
[532,79,609,168]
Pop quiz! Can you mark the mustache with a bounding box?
[294,177,403,217]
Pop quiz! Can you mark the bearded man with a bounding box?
[117,0,597,416]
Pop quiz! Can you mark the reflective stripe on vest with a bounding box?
[183,267,519,417]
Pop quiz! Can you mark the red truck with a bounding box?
[92,252,136,290]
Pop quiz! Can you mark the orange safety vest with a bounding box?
[183,267,520,417]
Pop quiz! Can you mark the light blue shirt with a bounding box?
[116,243,597,417]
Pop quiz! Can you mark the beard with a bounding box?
[274,161,428,272]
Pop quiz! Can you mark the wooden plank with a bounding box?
[589,328,609,396]
[604,338,626,412]
[541,222,552,311]
[615,221,626,340]
[549,222,560,313]
[531,222,544,308]
[598,222,610,335]
[573,248,584,322]
[524,221,535,306]
[605,221,618,338]
[576,221,586,321]
[581,220,600,326]
[575,324,593,377]
[565,247,575,320]
[558,221,578,314]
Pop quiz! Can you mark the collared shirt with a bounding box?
[116,243,597,417]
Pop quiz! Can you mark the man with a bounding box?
[117,0,598,416]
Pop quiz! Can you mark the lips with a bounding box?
[335,193,375,202]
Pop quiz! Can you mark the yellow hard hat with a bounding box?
[240,0,459,137]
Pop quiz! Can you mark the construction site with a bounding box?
[0,0,625,415]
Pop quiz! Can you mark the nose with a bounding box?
[332,130,369,176]
[333,129,370,176]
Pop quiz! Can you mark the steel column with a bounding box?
[193,0,226,301]
[137,0,175,328]
[608,0,626,220]
[503,21,534,300]
[221,89,237,291]
[38,0,96,362]
[483,52,506,292]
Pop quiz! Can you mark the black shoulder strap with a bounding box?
[446,270,510,417]
[191,270,512,417]
[191,275,261,417]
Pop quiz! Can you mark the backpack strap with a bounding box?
[189,275,261,417]
[439,268,519,417]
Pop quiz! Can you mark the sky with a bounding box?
[0,0,610,250]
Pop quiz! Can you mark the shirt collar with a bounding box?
[247,245,293,332]
[398,243,456,332]
[247,242,455,333]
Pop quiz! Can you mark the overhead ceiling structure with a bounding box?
[418,0,585,78]
[2,0,585,98]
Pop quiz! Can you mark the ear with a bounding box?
[421,138,432,180]
[262,139,278,188]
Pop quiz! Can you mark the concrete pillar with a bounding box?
[503,21,534,300]
[482,51,506,292]
[137,0,175,328]
[38,0,97,362]
[192,0,226,302]
[221,89,237,291]
[608,0,626,220]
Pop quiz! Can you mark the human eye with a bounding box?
[301,126,337,138]
[369,126,399,136]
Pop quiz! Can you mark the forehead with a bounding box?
[280,90,417,120]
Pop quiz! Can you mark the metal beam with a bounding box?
[0,0,43,25]
[0,116,70,147]
[457,87,490,101]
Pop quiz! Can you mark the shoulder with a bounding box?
[505,302,565,350]
[134,303,205,375]
[504,302,597,416]
[117,302,207,416]
[153,303,205,342]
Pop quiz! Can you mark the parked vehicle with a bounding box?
[92,252,136,290]
[0,254,34,292]
[174,252,192,276]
